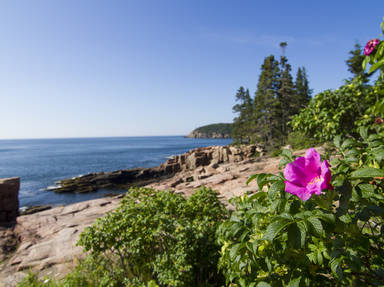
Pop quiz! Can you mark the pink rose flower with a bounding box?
[364,38,380,56]
[283,148,333,201]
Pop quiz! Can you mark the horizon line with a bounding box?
[0,134,193,141]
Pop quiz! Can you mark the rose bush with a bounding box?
[216,19,384,287]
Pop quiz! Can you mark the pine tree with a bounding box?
[346,42,367,80]
[277,56,296,139]
[295,67,312,109]
[232,87,253,143]
[253,55,281,147]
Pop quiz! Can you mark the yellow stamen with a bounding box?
[308,176,323,185]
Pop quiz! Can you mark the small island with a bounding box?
[186,123,232,139]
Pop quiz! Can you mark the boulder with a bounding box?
[0,178,20,226]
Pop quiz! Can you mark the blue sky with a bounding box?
[0,1,383,139]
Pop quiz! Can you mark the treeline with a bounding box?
[232,43,312,149]
[192,123,232,136]
[232,42,371,151]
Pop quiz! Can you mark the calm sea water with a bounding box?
[0,136,231,208]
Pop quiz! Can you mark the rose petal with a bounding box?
[284,157,307,187]
[304,148,321,176]
[320,160,333,190]
[285,181,312,201]
[307,179,323,196]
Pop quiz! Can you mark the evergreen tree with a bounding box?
[253,55,280,147]
[277,56,296,139]
[231,48,312,149]
[295,67,312,109]
[345,43,366,79]
[232,87,253,143]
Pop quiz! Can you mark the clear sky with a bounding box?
[0,1,383,139]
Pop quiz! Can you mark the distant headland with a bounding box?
[186,123,232,139]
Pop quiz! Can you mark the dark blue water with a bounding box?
[0,136,231,208]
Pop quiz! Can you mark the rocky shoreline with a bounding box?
[50,145,261,194]
[186,131,231,139]
[0,145,316,286]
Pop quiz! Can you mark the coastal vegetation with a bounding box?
[231,43,312,148]
[187,123,232,139]
[17,20,384,287]
[216,21,384,286]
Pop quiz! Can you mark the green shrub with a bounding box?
[290,76,380,141]
[269,149,282,157]
[287,131,322,150]
[17,272,60,287]
[216,125,384,286]
[77,186,228,287]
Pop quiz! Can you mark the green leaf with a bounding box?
[351,167,384,178]
[341,138,354,149]
[372,147,384,162]
[369,58,384,74]
[263,218,291,241]
[279,157,292,168]
[359,126,368,140]
[230,243,242,260]
[359,183,375,199]
[307,217,324,237]
[288,224,302,248]
[317,250,323,265]
[246,174,258,185]
[317,213,335,224]
[269,181,285,199]
[339,214,352,224]
[280,149,293,160]
[368,134,381,141]
[246,173,271,190]
[362,56,368,71]
[330,257,343,279]
[333,135,341,148]
[287,276,301,287]
[256,282,271,287]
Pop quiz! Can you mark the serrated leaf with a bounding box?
[333,135,341,148]
[307,217,323,237]
[330,257,343,279]
[288,223,302,248]
[339,214,352,224]
[359,126,368,140]
[368,134,381,141]
[359,183,375,199]
[230,243,242,259]
[307,252,316,263]
[256,282,271,287]
[252,240,258,254]
[287,276,301,287]
[268,181,285,199]
[351,167,384,178]
[246,174,258,185]
[280,149,293,160]
[279,157,292,168]
[263,218,291,241]
[341,138,355,149]
[317,250,323,265]
[372,147,384,161]
[265,256,272,272]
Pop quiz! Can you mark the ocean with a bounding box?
[0,136,232,208]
